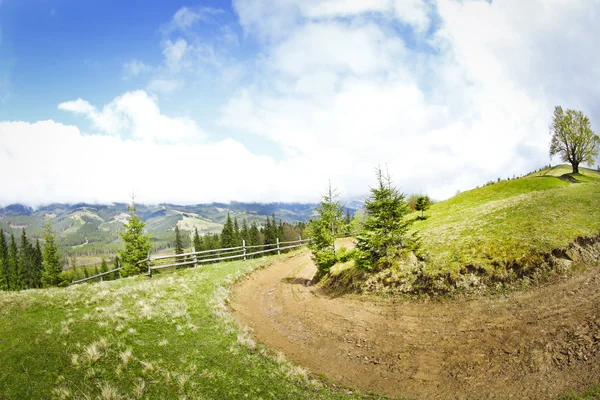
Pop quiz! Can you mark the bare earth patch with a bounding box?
[230,251,600,399]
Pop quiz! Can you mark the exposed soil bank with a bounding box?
[230,250,600,399]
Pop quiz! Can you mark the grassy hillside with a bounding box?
[0,252,368,400]
[329,165,600,295]
[415,167,600,270]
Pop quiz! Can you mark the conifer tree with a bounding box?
[118,204,152,276]
[19,228,32,289]
[307,181,344,279]
[264,217,274,245]
[71,256,79,280]
[100,258,108,274]
[174,225,184,264]
[356,167,418,271]
[33,239,43,288]
[0,229,8,290]
[112,256,120,280]
[192,227,203,252]
[415,195,431,220]
[94,264,100,276]
[278,219,284,242]
[249,221,260,255]
[221,214,234,248]
[240,220,249,245]
[8,233,19,290]
[233,217,240,246]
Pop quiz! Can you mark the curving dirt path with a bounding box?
[230,249,600,399]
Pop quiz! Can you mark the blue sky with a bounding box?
[0,0,259,144]
[0,0,599,205]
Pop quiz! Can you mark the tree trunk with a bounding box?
[572,162,579,174]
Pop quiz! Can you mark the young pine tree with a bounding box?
[240,219,249,246]
[278,219,284,242]
[415,195,431,220]
[118,204,152,276]
[8,233,19,290]
[232,217,239,246]
[249,221,260,257]
[356,167,418,271]
[112,256,121,280]
[221,214,234,248]
[0,229,8,290]
[264,217,272,245]
[18,228,32,289]
[174,225,184,264]
[33,239,43,288]
[192,227,203,252]
[100,258,109,274]
[307,182,344,279]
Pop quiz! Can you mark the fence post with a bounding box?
[277,237,280,255]
[243,240,247,261]
[117,259,121,279]
[147,250,152,277]
[193,247,198,268]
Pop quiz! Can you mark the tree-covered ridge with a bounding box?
[0,201,352,264]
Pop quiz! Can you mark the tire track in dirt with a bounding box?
[230,251,600,399]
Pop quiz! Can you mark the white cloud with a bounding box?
[172,7,203,30]
[162,38,189,72]
[147,78,182,94]
[232,0,431,41]
[167,6,223,32]
[57,98,96,115]
[221,0,600,200]
[58,90,205,143]
[0,120,279,206]
[271,22,405,77]
[122,59,151,78]
[391,0,430,32]
[4,0,600,206]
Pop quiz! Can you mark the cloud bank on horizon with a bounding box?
[1,0,599,206]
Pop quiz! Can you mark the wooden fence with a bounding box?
[71,237,310,284]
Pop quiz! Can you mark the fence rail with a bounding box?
[71,266,122,285]
[71,237,311,285]
[145,237,311,276]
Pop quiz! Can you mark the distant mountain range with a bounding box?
[0,201,362,257]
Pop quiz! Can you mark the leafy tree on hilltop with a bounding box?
[307,182,344,279]
[550,106,600,174]
[174,225,184,264]
[119,204,152,276]
[356,167,418,271]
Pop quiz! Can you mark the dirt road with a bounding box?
[230,250,600,399]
